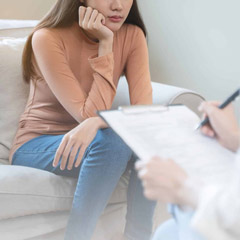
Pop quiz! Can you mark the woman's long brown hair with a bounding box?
[22,0,147,83]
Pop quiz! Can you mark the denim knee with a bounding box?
[88,128,133,168]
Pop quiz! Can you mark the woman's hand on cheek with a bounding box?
[79,6,113,42]
[52,117,101,171]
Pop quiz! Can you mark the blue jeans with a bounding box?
[12,128,156,240]
[152,205,205,240]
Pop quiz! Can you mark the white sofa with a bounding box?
[0,19,205,240]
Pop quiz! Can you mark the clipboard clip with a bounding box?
[118,104,169,115]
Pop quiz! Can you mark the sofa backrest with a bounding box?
[0,20,38,38]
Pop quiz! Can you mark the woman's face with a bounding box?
[82,0,134,32]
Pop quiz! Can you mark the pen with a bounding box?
[195,88,240,130]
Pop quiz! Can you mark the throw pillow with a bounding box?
[0,37,29,163]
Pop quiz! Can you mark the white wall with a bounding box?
[0,0,239,100]
[0,0,55,20]
[138,0,240,100]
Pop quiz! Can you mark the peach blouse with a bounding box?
[9,22,152,163]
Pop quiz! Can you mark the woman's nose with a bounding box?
[111,0,123,11]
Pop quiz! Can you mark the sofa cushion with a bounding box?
[0,211,69,240]
[0,37,29,163]
[0,165,75,220]
[0,165,128,220]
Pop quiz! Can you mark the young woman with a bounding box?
[10,0,155,239]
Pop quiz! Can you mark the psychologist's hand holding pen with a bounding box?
[197,88,240,152]
[136,90,240,207]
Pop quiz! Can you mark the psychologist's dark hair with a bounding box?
[22,0,147,83]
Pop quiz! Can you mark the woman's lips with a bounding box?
[108,16,123,23]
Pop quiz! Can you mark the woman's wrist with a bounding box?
[94,116,108,129]
[83,117,102,132]
[98,38,113,57]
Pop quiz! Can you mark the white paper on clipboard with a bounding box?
[98,105,235,185]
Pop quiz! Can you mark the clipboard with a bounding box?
[98,104,181,158]
[98,104,236,185]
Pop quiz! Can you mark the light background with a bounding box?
[0,0,240,101]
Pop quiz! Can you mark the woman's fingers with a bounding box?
[60,138,74,170]
[82,7,95,29]
[79,6,87,27]
[79,6,104,30]
[53,137,67,168]
[88,9,99,28]
[53,139,86,171]
[67,144,80,170]
[95,13,105,28]
[75,144,88,168]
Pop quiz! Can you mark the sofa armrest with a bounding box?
[152,81,205,117]
[112,77,205,117]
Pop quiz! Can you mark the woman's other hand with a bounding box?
[199,101,240,152]
[53,117,107,170]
